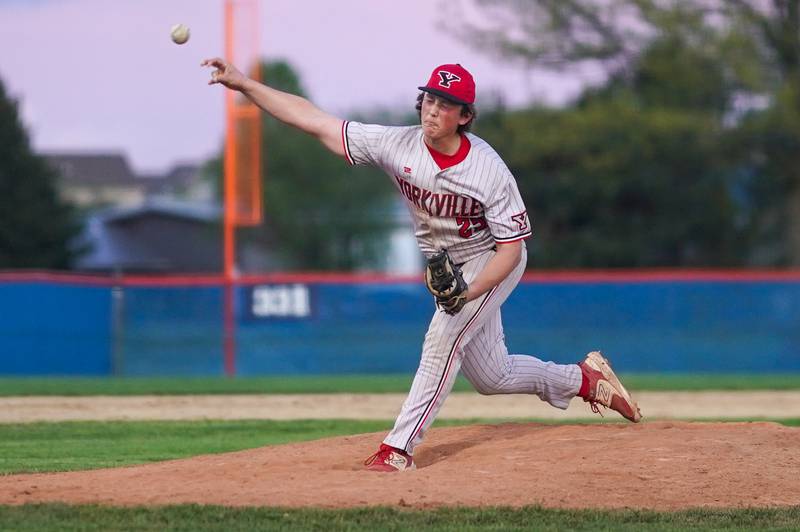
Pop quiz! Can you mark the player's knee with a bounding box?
[471,377,506,395]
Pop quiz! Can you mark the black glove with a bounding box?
[425,249,468,315]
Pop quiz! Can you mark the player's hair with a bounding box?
[416,93,477,133]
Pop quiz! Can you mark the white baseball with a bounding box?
[170,24,190,45]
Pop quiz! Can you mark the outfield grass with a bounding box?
[1,373,798,396]
[1,419,799,530]
[0,418,597,474]
[0,503,798,531]
[0,418,797,475]
[0,419,389,474]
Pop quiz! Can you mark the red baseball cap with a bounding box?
[418,64,476,105]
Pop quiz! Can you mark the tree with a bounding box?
[476,89,742,267]
[728,83,800,265]
[454,0,800,266]
[468,23,744,267]
[446,0,689,73]
[205,61,397,271]
[720,0,800,264]
[0,77,80,268]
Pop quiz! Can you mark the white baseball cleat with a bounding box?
[579,351,642,422]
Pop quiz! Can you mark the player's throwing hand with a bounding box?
[202,57,247,91]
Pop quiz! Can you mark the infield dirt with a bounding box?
[1,421,798,510]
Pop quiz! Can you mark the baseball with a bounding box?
[170,24,190,45]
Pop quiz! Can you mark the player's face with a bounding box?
[420,93,471,140]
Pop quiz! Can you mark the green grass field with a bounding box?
[2,418,794,475]
[0,418,799,530]
[0,419,393,474]
[1,379,799,531]
[1,504,799,532]
[0,373,798,396]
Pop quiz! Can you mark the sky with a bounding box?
[0,0,593,174]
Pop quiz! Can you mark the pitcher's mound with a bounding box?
[1,421,798,510]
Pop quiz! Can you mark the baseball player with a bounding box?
[202,57,642,472]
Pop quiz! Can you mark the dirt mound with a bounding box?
[1,421,798,510]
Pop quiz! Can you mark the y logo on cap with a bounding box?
[438,71,462,88]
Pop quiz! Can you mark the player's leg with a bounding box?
[460,313,642,421]
[460,312,581,410]
[379,248,520,458]
[376,310,466,457]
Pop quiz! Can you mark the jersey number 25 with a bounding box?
[456,216,488,238]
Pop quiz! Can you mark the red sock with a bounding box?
[578,369,590,398]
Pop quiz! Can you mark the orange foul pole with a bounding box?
[223,0,236,377]
[223,0,262,376]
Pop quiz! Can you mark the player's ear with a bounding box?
[458,110,473,126]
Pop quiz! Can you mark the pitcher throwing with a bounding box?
[202,57,642,472]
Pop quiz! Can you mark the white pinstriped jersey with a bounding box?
[342,122,532,264]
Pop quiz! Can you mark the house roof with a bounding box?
[97,198,221,224]
[140,164,203,194]
[73,199,223,272]
[44,152,202,195]
[45,152,138,185]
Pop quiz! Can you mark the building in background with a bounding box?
[74,200,222,273]
[43,152,234,273]
[140,163,213,202]
[73,199,279,274]
[44,152,212,209]
[44,151,420,274]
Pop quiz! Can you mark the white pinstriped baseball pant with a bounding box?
[384,245,583,454]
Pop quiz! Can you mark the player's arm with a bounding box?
[465,240,522,302]
[202,57,345,157]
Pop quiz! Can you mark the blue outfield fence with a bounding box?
[0,271,799,376]
[0,281,112,375]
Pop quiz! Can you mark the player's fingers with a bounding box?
[201,57,226,68]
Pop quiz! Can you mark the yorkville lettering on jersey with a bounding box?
[394,175,484,218]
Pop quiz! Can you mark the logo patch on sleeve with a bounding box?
[511,211,529,231]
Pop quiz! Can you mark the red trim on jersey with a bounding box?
[495,232,532,244]
[425,134,471,170]
[341,121,354,165]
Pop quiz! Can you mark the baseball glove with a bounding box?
[425,249,468,315]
